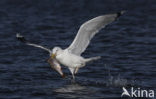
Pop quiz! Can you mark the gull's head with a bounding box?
[51,47,62,59]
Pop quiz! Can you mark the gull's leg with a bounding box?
[69,67,76,80]
[72,73,75,80]
[71,74,75,83]
[74,67,79,74]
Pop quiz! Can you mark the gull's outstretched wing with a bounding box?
[16,33,51,53]
[66,11,125,55]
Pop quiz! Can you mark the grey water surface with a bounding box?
[0,0,156,99]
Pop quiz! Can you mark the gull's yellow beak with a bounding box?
[51,53,56,59]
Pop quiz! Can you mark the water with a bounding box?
[0,0,156,98]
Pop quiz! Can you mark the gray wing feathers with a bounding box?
[67,11,124,55]
[16,33,51,53]
[26,43,51,53]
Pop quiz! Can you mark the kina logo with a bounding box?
[121,87,154,98]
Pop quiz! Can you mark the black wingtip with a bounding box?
[16,33,27,43]
[117,10,126,18]
[115,10,125,20]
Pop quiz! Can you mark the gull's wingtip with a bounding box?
[120,10,126,14]
[16,33,19,37]
[16,33,23,38]
[16,33,27,43]
[117,10,126,18]
[114,10,126,21]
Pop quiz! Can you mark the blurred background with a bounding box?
[0,0,155,98]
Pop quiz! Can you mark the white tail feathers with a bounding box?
[85,56,101,63]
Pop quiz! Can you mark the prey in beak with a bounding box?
[47,57,65,78]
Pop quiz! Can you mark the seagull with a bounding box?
[17,11,124,79]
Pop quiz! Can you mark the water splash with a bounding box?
[106,74,128,87]
[105,64,139,87]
